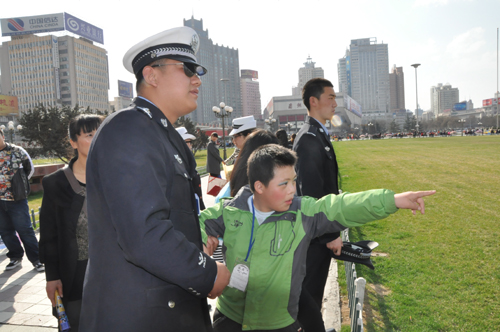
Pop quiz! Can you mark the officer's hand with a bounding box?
[394,190,436,215]
[326,237,343,256]
[46,279,63,307]
[208,262,230,299]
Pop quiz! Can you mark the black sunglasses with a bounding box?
[151,62,207,77]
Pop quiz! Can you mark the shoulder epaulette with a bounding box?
[136,106,152,119]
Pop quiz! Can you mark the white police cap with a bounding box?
[176,127,196,141]
[123,26,206,78]
[229,116,257,136]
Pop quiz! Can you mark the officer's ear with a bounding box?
[142,66,158,87]
[309,96,319,109]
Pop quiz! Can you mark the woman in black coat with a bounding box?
[39,114,103,331]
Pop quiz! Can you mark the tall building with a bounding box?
[389,65,405,111]
[338,38,390,123]
[184,17,242,125]
[0,25,109,114]
[430,83,459,116]
[240,69,261,118]
[294,56,324,95]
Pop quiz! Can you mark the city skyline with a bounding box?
[1,0,498,115]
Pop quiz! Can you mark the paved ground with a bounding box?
[0,173,341,331]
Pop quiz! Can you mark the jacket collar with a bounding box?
[133,97,196,175]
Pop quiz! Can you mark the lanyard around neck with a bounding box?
[245,198,257,262]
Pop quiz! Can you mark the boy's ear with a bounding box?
[254,181,265,195]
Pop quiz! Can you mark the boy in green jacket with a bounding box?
[200,144,435,332]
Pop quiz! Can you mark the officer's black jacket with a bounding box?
[80,98,216,332]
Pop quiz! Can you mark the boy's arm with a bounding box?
[303,189,435,238]
[199,202,226,243]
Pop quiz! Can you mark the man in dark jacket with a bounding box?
[206,132,224,177]
[79,27,230,332]
[293,78,341,332]
[0,128,44,273]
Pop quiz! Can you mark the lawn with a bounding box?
[334,136,500,331]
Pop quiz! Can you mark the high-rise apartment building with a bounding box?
[338,38,390,122]
[240,70,261,118]
[430,83,459,116]
[184,17,242,125]
[389,65,405,111]
[0,33,109,114]
[294,56,324,95]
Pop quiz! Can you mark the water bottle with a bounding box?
[55,290,71,331]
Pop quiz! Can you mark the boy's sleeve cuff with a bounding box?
[385,190,398,214]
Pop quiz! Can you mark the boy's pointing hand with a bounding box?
[394,190,436,215]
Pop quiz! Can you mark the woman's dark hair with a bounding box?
[230,129,278,196]
[69,114,104,142]
[275,129,288,147]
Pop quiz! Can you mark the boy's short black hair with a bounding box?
[247,144,297,192]
[69,114,104,142]
[302,78,333,111]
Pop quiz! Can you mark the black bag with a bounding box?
[12,167,30,201]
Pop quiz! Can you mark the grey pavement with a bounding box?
[0,173,341,331]
[0,245,57,330]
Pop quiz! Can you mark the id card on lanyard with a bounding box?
[228,198,256,292]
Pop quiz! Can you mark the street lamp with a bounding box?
[411,63,421,133]
[212,102,233,159]
[458,118,466,136]
[415,124,420,138]
[478,122,483,135]
[265,116,276,131]
[367,122,374,137]
[0,121,23,143]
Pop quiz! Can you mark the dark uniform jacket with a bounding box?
[206,140,222,175]
[293,116,339,200]
[39,157,85,300]
[79,98,217,332]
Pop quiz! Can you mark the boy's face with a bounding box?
[256,165,296,212]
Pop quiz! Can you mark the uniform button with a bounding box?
[168,301,175,308]
[184,173,188,178]
[188,287,193,290]
[196,292,200,296]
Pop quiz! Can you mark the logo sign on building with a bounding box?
[0,95,19,115]
[1,13,65,36]
[64,13,104,44]
[453,102,467,111]
[118,81,134,99]
[54,68,61,100]
[241,70,258,80]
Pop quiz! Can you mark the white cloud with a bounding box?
[446,27,486,58]
[413,0,472,7]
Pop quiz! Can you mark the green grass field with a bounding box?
[334,136,500,332]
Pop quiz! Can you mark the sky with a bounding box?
[1,0,499,113]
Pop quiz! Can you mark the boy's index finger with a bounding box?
[416,190,436,198]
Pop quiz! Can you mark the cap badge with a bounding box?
[191,34,199,52]
[319,128,324,133]
[151,53,156,58]
[174,154,183,164]
[161,118,168,127]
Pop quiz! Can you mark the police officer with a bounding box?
[80,27,230,331]
[293,78,342,332]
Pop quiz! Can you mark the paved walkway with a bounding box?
[0,245,57,330]
[0,174,341,331]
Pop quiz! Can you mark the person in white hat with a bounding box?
[225,115,257,165]
[176,127,205,211]
[80,27,229,332]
